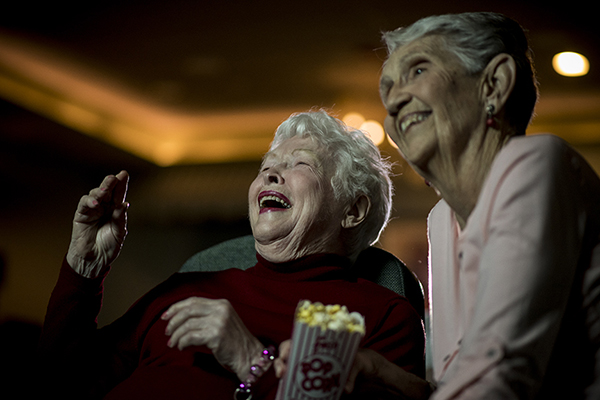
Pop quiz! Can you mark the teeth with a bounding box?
[401,113,429,133]
[260,195,291,209]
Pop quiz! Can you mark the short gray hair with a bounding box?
[270,110,393,257]
[383,12,538,134]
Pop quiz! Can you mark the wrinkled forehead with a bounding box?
[380,35,464,90]
[262,147,320,163]
[383,34,447,69]
[263,136,324,163]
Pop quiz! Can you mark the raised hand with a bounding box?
[162,297,264,380]
[66,171,129,278]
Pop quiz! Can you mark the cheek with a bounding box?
[384,116,399,141]
[248,178,261,206]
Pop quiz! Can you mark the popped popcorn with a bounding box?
[295,300,365,334]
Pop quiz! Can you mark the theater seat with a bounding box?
[180,235,425,319]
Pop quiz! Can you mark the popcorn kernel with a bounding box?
[295,300,365,334]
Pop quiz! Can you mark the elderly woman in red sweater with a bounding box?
[39,110,425,399]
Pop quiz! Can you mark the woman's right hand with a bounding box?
[274,339,291,378]
[66,171,129,278]
[345,348,433,399]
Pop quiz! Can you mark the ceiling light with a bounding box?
[552,52,590,77]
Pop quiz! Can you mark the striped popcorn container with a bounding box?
[276,300,365,400]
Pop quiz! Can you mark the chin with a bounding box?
[252,223,291,245]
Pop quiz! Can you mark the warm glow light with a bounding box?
[342,112,365,129]
[387,134,398,148]
[553,52,590,77]
[0,32,298,166]
[343,113,385,145]
[360,120,385,146]
[154,141,185,166]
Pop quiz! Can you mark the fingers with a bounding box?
[162,297,226,350]
[162,297,210,328]
[274,339,291,378]
[112,170,129,205]
[343,349,379,394]
[96,171,129,208]
[74,193,103,219]
[344,362,360,393]
[168,319,210,350]
[75,172,129,216]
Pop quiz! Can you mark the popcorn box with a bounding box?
[276,300,365,400]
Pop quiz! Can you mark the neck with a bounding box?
[255,235,347,264]
[422,129,511,229]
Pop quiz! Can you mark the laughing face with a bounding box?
[248,136,346,262]
[379,35,483,173]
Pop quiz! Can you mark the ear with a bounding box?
[341,195,370,229]
[481,53,517,111]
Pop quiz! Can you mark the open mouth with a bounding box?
[400,112,431,134]
[258,191,291,213]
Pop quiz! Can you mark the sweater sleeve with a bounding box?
[39,259,140,398]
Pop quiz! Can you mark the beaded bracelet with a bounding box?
[234,345,277,400]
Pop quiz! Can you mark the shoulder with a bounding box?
[482,134,582,197]
[472,133,600,232]
[506,133,565,150]
[495,134,573,172]
[428,200,456,244]
[429,199,451,224]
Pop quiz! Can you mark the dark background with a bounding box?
[0,0,598,330]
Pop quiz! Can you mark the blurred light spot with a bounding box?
[154,141,184,166]
[553,52,589,77]
[342,112,365,129]
[343,112,385,145]
[360,120,385,146]
[387,134,399,148]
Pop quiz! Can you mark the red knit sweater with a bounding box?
[40,253,425,399]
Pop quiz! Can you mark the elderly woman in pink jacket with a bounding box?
[309,11,600,400]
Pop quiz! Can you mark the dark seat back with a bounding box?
[180,235,424,319]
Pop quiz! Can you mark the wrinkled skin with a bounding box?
[66,170,129,278]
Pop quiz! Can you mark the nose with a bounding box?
[384,84,411,117]
[263,165,284,184]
